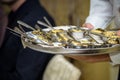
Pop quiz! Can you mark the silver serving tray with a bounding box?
[21,26,120,55]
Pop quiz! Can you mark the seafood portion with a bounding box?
[21,26,120,49]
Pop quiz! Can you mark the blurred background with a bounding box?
[41,0,89,26]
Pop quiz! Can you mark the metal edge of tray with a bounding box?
[21,38,120,55]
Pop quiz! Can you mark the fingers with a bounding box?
[82,23,94,29]
[116,30,120,36]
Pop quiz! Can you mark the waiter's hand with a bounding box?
[83,23,120,36]
[67,23,111,63]
[117,30,120,36]
[82,23,94,29]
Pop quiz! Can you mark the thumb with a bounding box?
[116,30,120,36]
[82,23,94,29]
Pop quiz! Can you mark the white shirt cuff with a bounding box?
[110,53,120,66]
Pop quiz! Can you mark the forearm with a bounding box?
[67,54,111,63]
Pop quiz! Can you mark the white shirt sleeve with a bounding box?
[110,53,120,65]
[85,0,113,29]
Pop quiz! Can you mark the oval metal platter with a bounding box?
[21,26,120,55]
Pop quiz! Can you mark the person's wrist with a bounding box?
[116,30,120,36]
